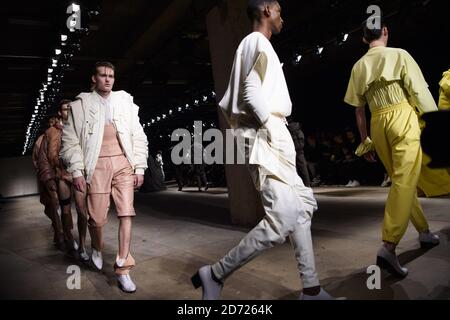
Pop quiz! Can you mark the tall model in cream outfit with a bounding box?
[191,1,333,300]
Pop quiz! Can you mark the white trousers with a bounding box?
[212,174,320,288]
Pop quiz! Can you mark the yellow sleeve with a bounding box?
[401,51,437,114]
[440,72,450,96]
[439,71,450,109]
[344,67,366,108]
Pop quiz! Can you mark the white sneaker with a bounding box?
[91,249,103,270]
[381,177,391,187]
[376,245,408,278]
[345,180,354,187]
[191,265,223,300]
[351,180,360,187]
[73,240,79,251]
[117,274,137,293]
[419,232,440,248]
[300,288,336,300]
[78,248,90,262]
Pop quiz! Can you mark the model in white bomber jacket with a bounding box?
[60,90,148,184]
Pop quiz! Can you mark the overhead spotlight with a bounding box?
[211,91,216,98]
[337,32,349,46]
[169,110,173,115]
[293,53,302,65]
[178,107,182,112]
[61,34,68,42]
[157,116,161,121]
[151,119,155,123]
[315,45,324,56]
[88,10,100,17]
[194,100,199,106]
[202,96,207,102]
[162,114,167,119]
[55,49,61,55]
[48,68,53,73]
[48,76,53,82]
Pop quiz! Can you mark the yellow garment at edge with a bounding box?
[438,69,450,110]
[345,46,437,244]
[416,69,450,197]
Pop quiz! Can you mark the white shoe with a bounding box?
[78,248,90,262]
[91,249,103,270]
[419,232,440,248]
[191,265,223,300]
[299,288,336,300]
[117,274,137,293]
[345,180,354,187]
[350,180,360,187]
[381,177,391,187]
[376,246,408,278]
[73,240,79,251]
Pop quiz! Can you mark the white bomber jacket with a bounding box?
[60,90,149,183]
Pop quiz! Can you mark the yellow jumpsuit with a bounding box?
[416,69,450,197]
[344,46,437,244]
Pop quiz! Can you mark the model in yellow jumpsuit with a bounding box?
[416,69,450,197]
[344,22,440,278]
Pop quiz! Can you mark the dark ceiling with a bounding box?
[1,0,449,157]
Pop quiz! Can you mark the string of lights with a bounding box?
[22,2,98,155]
[143,89,217,130]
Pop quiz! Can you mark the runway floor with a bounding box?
[0,185,449,300]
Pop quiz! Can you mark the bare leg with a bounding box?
[74,189,88,250]
[118,217,132,259]
[58,180,75,249]
[89,226,103,251]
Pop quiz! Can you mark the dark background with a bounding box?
[1,0,448,157]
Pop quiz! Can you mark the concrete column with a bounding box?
[206,0,265,226]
